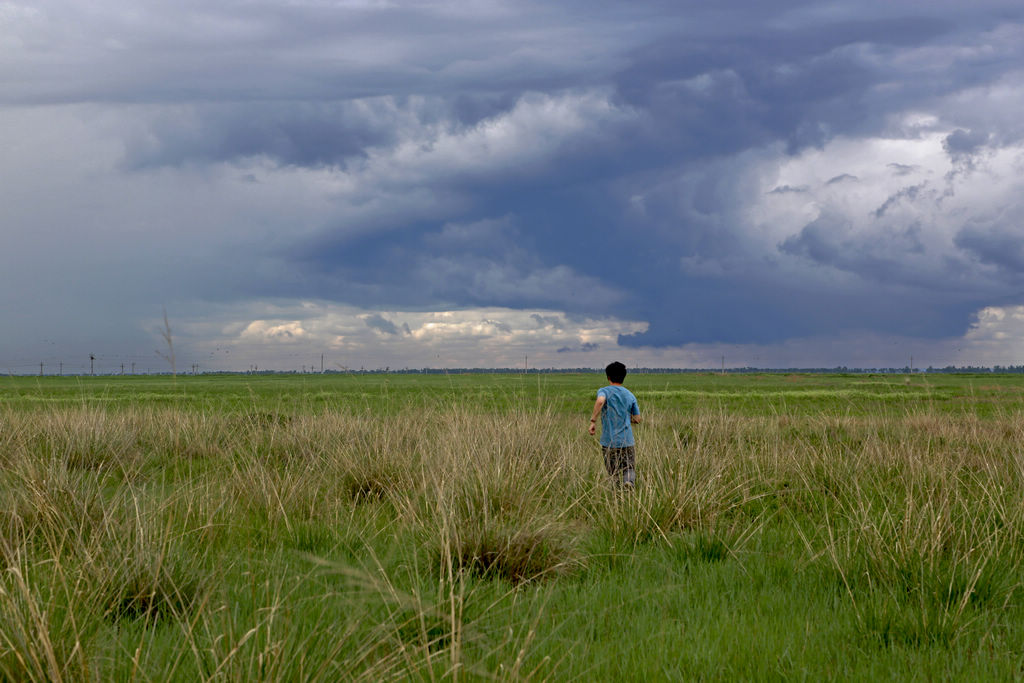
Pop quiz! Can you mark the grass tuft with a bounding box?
[102,561,202,624]
[445,522,579,584]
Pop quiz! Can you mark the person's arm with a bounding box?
[630,400,641,424]
[631,414,642,424]
[588,395,606,435]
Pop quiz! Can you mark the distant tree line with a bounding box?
[925,365,1024,374]
[10,365,1024,377]
[244,365,1024,375]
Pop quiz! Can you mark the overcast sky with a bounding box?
[4,0,1024,373]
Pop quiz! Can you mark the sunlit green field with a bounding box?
[3,372,1024,680]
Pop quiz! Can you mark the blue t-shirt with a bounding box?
[597,385,639,448]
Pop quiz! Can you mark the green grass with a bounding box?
[3,372,1024,680]
[4,371,1022,417]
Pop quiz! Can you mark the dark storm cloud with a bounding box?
[0,2,600,106]
[955,227,1024,275]
[780,216,930,284]
[779,216,847,265]
[6,0,1024,359]
[769,185,809,194]
[364,314,401,336]
[531,314,565,329]
[119,95,537,169]
[557,342,599,353]
[888,163,918,176]
[944,129,990,158]
[291,212,621,312]
[609,14,966,160]
[121,103,395,169]
[873,183,928,218]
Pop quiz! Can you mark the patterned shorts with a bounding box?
[602,446,636,487]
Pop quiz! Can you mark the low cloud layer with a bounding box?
[3,1,1024,370]
[152,304,646,372]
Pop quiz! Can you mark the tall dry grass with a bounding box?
[1,401,1024,677]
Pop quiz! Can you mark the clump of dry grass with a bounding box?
[100,550,204,625]
[401,409,588,584]
[452,528,574,587]
[772,412,1024,646]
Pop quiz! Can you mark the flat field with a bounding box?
[3,372,1024,680]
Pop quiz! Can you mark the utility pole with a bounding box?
[121,363,125,375]
[321,354,324,373]
[59,361,63,376]
[722,355,725,376]
[131,362,135,375]
[40,362,43,377]
[90,354,95,376]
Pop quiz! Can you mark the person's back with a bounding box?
[588,362,641,487]
[597,384,639,449]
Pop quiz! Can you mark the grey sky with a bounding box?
[3,1,1024,372]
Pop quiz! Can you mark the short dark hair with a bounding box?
[605,361,627,383]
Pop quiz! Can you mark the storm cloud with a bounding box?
[4,0,1024,371]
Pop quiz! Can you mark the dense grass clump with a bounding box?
[2,372,1024,679]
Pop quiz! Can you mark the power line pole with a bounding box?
[59,361,62,376]
[90,354,95,376]
[321,354,324,373]
[40,362,43,377]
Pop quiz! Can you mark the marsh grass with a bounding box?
[2,378,1024,678]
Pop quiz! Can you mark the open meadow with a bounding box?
[3,372,1024,680]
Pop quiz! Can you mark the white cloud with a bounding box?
[707,118,1024,296]
[166,299,1024,371]
[240,320,308,342]
[959,306,1024,363]
[380,90,627,179]
[156,302,647,370]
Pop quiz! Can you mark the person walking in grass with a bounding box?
[588,361,641,488]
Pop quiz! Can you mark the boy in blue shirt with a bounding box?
[588,361,641,487]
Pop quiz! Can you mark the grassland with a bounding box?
[2,372,1024,680]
